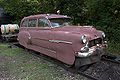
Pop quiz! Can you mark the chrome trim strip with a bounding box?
[49,40,72,44]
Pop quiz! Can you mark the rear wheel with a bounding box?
[5,37,10,42]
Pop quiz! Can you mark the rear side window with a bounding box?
[38,18,50,27]
[21,19,28,27]
[28,19,37,27]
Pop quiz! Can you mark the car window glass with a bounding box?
[28,19,37,27]
[50,18,71,28]
[22,20,28,27]
[38,18,49,27]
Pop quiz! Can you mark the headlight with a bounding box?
[81,35,87,44]
[102,32,105,38]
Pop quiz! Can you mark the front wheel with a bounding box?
[75,58,91,71]
[79,65,91,72]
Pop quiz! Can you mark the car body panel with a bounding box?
[28,27,56,58]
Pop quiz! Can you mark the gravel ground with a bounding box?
[0,55,10,80]
[84,61,120,80]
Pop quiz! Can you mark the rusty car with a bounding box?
[18,14,107,69]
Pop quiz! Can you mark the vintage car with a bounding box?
[18,14,107,69]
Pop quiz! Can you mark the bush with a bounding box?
[0,0,120,43]
[84,0,120,43]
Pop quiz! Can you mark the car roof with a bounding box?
[23,14,71,20]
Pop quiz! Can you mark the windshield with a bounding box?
[49,18,71,28]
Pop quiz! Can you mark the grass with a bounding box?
[0,43,24,57]
[0,43,85,80]
[0,43,55,80]
[0,42,119,80]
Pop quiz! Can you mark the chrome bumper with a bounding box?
[76,46,105,66]
[78,47,95,57]
[77,44,106,57]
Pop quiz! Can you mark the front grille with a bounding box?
[88,38,102,47]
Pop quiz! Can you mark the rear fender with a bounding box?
[18,31,30,48]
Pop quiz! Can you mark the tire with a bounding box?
[79,65,90,72]
[5,37,9,42]
[75,58,91,71]
[75,58,81,70]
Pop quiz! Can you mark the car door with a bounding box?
[18,18,29,48]
[28,18,56,58]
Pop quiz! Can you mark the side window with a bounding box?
[21,20,28,27]
[28,19,37,27]
[38,18,50,27]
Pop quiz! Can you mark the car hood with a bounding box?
[52,26,102,40]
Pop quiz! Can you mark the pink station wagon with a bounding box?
[18,14,107,69]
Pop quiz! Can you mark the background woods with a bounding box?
[0,0,120,52]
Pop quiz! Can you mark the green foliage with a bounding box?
[0,0,120,43]
[0,0,41,23]
[84,0,120,42]
[107,41,120,54]
[55,0,85,24]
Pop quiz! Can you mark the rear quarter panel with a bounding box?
[18,28,29,48]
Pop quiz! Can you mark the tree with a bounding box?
[0,0,120,42]
[0,0,41,23]
[84,0,120,42]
